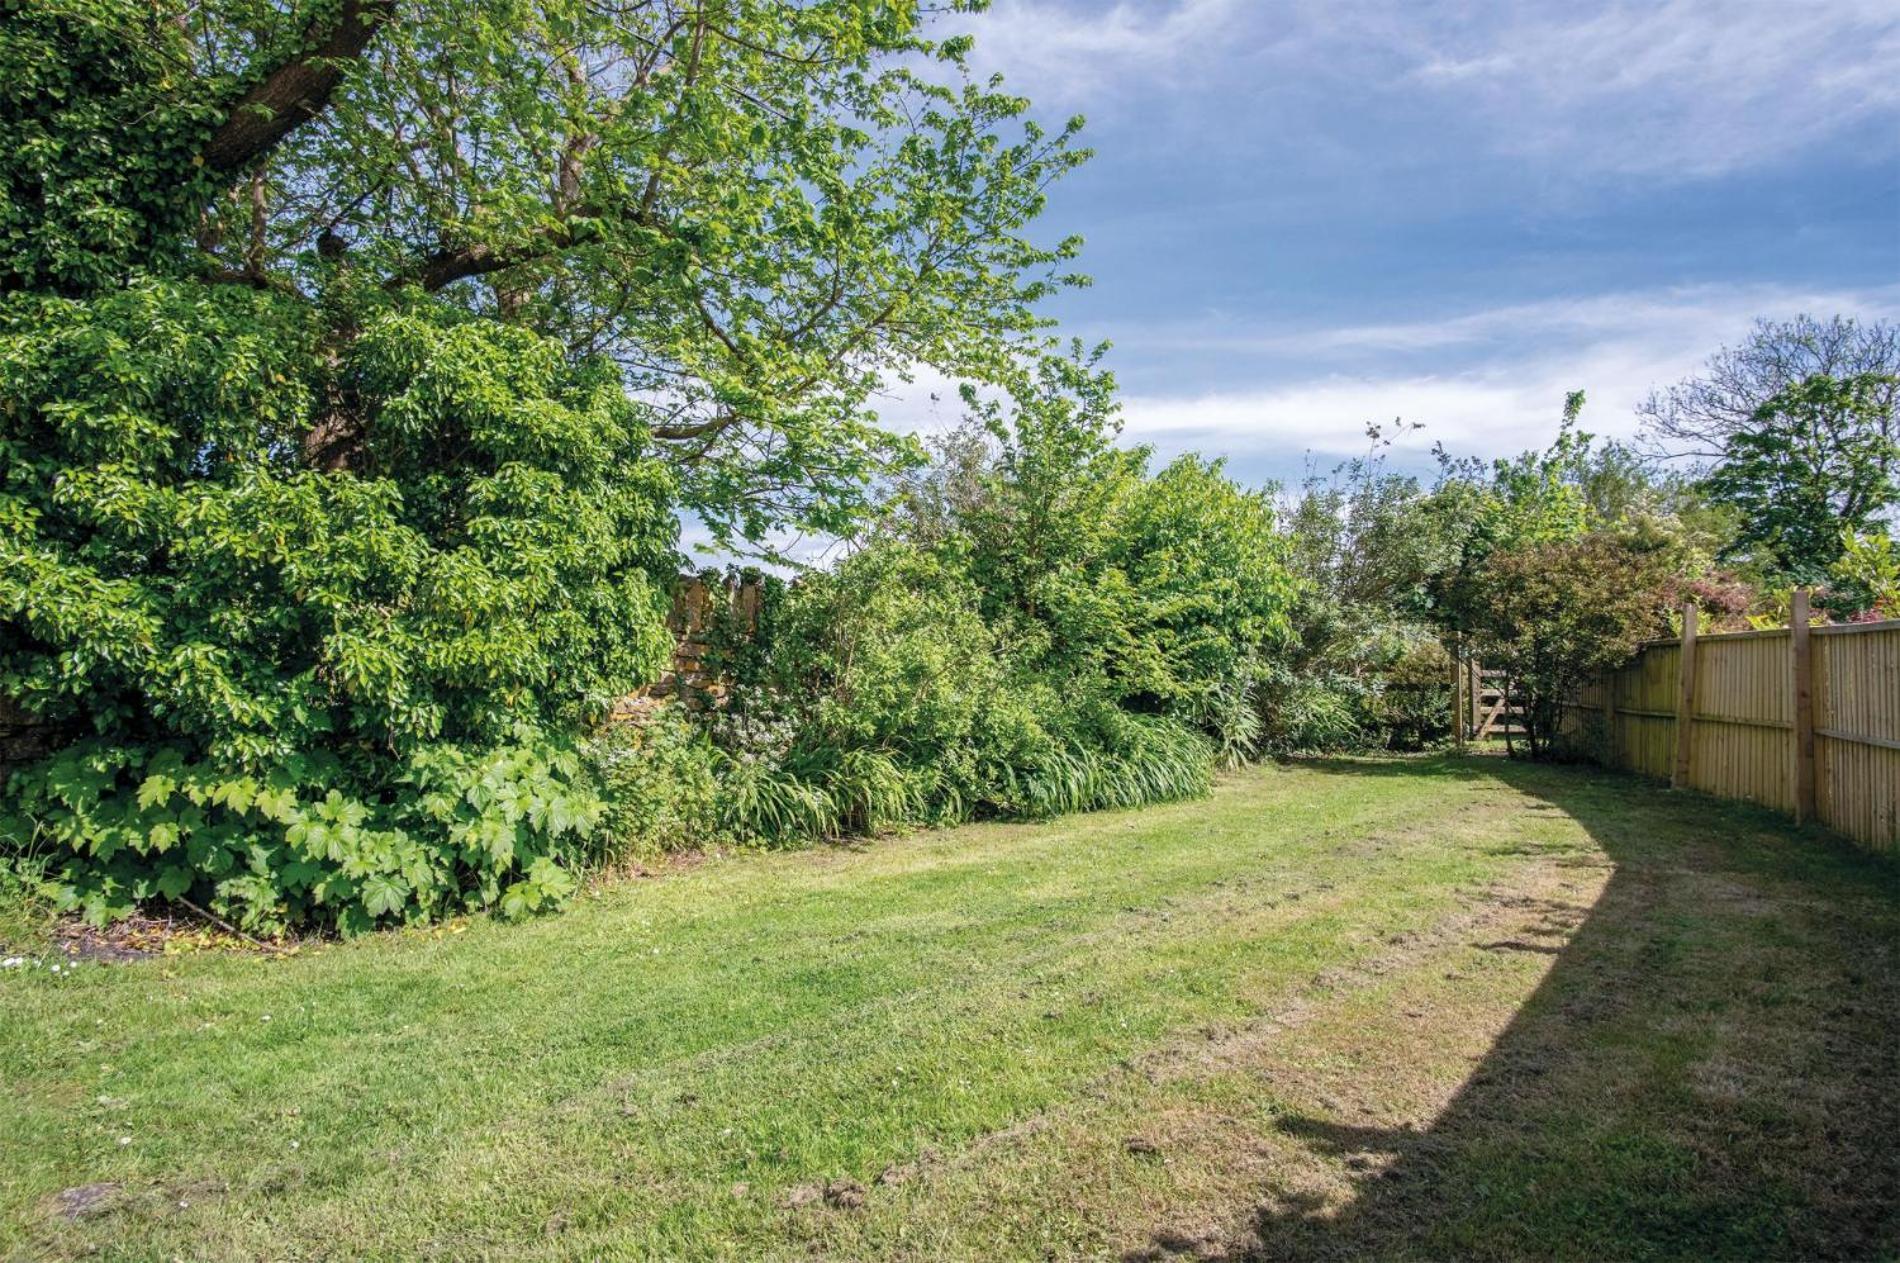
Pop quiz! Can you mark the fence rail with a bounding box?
[1573,600,1899,852]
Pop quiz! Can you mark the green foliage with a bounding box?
[1701,373,1900,586]
[1466,534,1673,757]
[1832,531,1900,619]
[1425,395,1604,639]
[1106,456,1295,710]
[715,755,840,847]
[3,0,1097,929]
[0,282,677,930]
[719,537,1220,834]
[4,732,602,933]
[694,348,1297,838]
[1277,401,1727,758]
[942,347,1296,717]
[1259,670,1380,754]
[763,544,1001,763]
[587,711,724,860]
[0,0,1089,546]
[0,0,218,290]
[1275,426,1462,753]
[1190,673,1264,769]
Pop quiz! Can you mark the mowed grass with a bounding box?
[3,757,1898,1261]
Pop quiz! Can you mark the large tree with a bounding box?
[7,0,1084,543]
[1700,373,1900,586]
[0,0,1084,931]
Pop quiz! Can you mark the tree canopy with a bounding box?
[5,0,1086,542]
[1639,314,1899,471]
[1700,373,1900,585]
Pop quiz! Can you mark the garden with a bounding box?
[3,1,1898,1259]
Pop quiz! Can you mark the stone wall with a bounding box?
[609,574,766,722]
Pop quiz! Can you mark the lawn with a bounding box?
[4,755,1897,1261]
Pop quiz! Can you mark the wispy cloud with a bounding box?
[961,0,1245,106]
[966,0,1900,177]
[1112,283,1900,465]
[1133,284,1900,359]
[1393,0,1900,175]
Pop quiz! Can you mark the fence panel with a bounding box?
[1814,624,1900,848]
[1600,640,1681,782]
[1576,616,1898,852]
[1690,631,1792,813]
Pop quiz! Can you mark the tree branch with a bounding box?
[652,409,742,442]
[201,0,396,176]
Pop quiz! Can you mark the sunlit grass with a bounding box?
[4,756,1895,1261]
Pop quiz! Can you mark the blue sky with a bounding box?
[885,0,1900,488]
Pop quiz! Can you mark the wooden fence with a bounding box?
[1572,596,1900,851]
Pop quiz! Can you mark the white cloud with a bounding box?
[1392,0,1900,175]
[964,0,1900,177]
[1145,283,1900,358]
[862,363,972,437]
[961,0,1245,106]
[1112,283,1900,464]
[1122,365,1623,466]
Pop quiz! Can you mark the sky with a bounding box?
[885,0,1900,489]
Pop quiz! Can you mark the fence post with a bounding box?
[1452,638,1467,751]
[1671,602,1698,789]
[1602,660,1618,765]
[1790,586,1817,824]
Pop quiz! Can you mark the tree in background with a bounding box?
[1271,396,1718,759]
[1640,315,1899,469]
[1700,373,1899,589]
[1273,423,1462,751]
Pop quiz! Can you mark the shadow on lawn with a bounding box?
[1241,755,1900,1262]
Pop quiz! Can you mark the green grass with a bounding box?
[4,756,1897,1260]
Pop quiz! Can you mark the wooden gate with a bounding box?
[1457,663,1524,741]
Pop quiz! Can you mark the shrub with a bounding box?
[715,756,840,847]
[587,712,724,860]
[1258,668,1376,753]
[1369,641,1454,751]
[760,544,1001,760]
[6,732,600,933]
[1466,533,1673,758]
[0,285,678,931]
[1105,456,1296,712]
